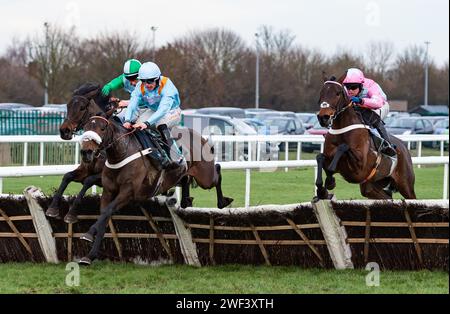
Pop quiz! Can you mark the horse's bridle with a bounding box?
[65,95,95,134]
[86,116,137,152]
[320,81,353,128]
[66,96,120,135]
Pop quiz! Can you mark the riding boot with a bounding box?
[373,119,397,157]
[157,124,187,171]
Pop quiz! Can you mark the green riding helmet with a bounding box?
[101,59,142,96]
[123,59,142,77]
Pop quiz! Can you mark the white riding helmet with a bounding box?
[138,62,161,80]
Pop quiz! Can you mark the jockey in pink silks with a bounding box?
[343,68,396,157]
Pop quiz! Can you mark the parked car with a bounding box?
[0,103,34,110]
[386,117,435,149]
[263,117,305,136]
[296,113,317,129]
[41,103,67,113]
[241,118,270,134]
[182,113,278,161]
[431,118,449,148]
[195,107,246,119]
[262,116,305,151]
[443,129,449,151]
[386,117,434,135]
[244,108,275,118]
[302,120,328,153]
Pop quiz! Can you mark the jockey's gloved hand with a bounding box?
[101,85,111,96]
[351,96,363,104]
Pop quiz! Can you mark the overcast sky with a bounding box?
[1,0,448,66]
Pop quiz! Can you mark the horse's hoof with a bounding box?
[166,197,178,207]
[80,233,94,243]
[218,197,234,209]
[78,257,92,266]
[180,197,194,208]
[64,213,78,224]
[45,207,60,218]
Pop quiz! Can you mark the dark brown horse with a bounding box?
[46,83,117,223]
[315,74,416,200]
[77,115,190,264]
[49,84,232,223]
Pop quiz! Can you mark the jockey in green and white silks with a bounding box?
[123,61,186,171]
[101,59,144,114]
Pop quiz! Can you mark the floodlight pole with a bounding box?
[255,33,260,109]
[151,26,158,61]
[424,41,431,107]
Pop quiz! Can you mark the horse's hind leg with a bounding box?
[360,181,392,199]
[180,176,193,208]
[46,168,84,217]
[396,180,417,199]
[214,164,233,209]
[391,148,417,199]
[64,174,102,224]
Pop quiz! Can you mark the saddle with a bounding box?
[368,128,385,153]
[134,128,166,161]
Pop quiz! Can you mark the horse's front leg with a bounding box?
[314,153,329,200]
[180,175,193,208]
[79,187,133,265]
[64,174,102,224]
[46,168,84,217]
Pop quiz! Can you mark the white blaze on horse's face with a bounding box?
[320,102,331,108]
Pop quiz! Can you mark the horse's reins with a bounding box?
[88,116,137,151]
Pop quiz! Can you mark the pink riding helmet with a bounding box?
[343,68,365,84]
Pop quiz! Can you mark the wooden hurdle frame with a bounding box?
[0,188,448,269]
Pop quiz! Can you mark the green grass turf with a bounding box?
[0,262,447,294]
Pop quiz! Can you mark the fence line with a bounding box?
[0,190,448,269]
[0,156,448,203]
[0,134,448,166]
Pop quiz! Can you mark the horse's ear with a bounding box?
[337,70,348,84]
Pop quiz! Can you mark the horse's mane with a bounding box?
[73,82,100,96]
[72,82,112,112]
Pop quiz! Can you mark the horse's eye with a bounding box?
[80,106,86,111]
[336,92,340,96]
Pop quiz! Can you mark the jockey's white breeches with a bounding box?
[372,102,389,120]
[136,107,182,128]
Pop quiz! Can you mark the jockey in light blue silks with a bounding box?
[123,61,186,171]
